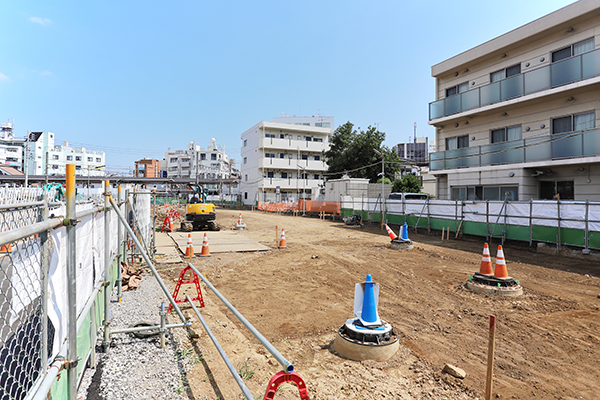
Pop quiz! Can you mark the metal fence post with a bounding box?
[584,200,590,253]
[65,164,78,400]
[117,185,123,300]
[152,189,156,261]
[40,192,49,374]
[103,180,111,351]
[557,199,561,251]
[529,199,533,246]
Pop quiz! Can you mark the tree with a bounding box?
[324,122,401,183]
[392,174,422,193]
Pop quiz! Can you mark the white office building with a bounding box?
[0,122,24,170]
[240,120,333,205]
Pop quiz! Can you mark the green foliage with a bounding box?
[376,177,392,185]
[237,358,256,380]
[392,174,422,193]
[323,122,402,183]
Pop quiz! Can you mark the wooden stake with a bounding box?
[455,220,464,239]
[485,315,497,400]
[275,225,278,248]
[447,226,450,240]
[442,227,445,240]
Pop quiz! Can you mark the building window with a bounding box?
[314,155,321,161]
[75,165,81,170]
[243,157,247,164]
[170,158,177,162]
[267,171,274,178]
[281,172,288,178]
[279,153,285,159]
[87,157,92,161]
[200,153,206,160]
[305,136,312,141]
[445,82,468,97]
[552,111,595,134]
[540,181,574,200]
[66,155,73,161]
[491,125,521,143]
[75,156,82,161]
[96,158,101,162]
[244,192,248,200]
[243,139,247,147]
[52,165,59,170]
[490,64,521,82]
[279,133,284,139]
[52,155,59,160]
[245,175,248,181]
[301,154,308,160]
[446,135,469,150]
[314,174,319,179]
[265,133,275,138]
[211,154,217,160]
[552,38,594,62]
[265,153,275,158]
[313,138,323,142]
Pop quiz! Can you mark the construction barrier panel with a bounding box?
[258,201,340,214]
[341,196,600,250]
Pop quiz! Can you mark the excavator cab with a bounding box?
[180,184,220,231]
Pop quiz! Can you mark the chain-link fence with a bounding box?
[0,185,154,400]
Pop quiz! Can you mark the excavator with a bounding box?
[180,184,220,231]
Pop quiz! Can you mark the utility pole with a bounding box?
[374,148,385,229]
[24,131,30,187]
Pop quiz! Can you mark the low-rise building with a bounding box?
[134,158,161,178]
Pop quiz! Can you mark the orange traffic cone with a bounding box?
[479,243,493,275]
[184,233,194,258]
[200,233,210,257]
[494,245,509,279]
[278,228,287,248]
[384,224,398,241]
[238,213,243,225]
[0,229,12,253]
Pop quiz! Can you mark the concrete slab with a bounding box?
[169,231,271,254]
[154,232,182,264]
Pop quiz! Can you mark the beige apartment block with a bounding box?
[428,0,600,201]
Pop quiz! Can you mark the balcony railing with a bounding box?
[429,48,600,120]
[430,127,600,170]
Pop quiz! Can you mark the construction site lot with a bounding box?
[152,207,600,400]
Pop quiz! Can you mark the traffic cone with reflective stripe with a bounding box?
[479,243,493,275]
[200,233,210,257]
[238,213,243,225]
[400,222,410,241]
[359,274,381,326]
[385,224,398,241]
[494,245,509,279]
[278,228,287,248]
[184,233,194,258]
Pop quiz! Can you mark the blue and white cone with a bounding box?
[332,274,399,361]
[400,222,410,242]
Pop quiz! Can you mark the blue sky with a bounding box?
[0,0,576,174]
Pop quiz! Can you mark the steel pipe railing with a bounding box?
[185,296,254,400]
[187,262,294,373]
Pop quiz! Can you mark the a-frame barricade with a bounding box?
[168,266,204,313]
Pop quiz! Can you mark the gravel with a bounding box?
[77,273,189,400]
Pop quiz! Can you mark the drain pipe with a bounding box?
[186,296,254,400]
[187,263,294,373]
[108,195,187,323]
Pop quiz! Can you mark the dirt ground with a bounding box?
[153,206,600,400]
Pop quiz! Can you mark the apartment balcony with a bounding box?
[429,48,600,121]
[260,177,324,190]
[430,127,600,170]
[259,137,328,152]
[259,158,327,171]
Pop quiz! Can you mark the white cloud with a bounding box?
[39,71,54,77]
[30,17,52,26]
[0,73,9,82]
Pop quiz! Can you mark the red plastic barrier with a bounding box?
[263,371,309,400]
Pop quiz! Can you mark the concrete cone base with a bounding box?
[234,223,246,230]
[332,327,399,362]
[465,280,523,297]
[390,240,414,250]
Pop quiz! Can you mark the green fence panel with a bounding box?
[504,224,530,241]
[462,221,487,236]
[560,227,586,247]
[532,225,559,243]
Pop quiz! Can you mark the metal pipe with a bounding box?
[103,180,111,351]
[185,296,254,400]
[159,302,166,348]
[117,185,123,300]
[65,164,77,400]
[29,357,65,400]
[0,200,45,210]
[108,195,187,323]
[584,200,590,252]
[187,263,294,373]
[40,193,49,373]
[110,322,189,334]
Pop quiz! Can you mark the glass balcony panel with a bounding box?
[582,49,600,79]
[430,100,445,119]
[552,133,582,159]
[524,65,550,94]
[430,160,445,170]
[480,82,500,106]
[480,150,501,166]
[551,56,582,87]
[500,74,523,100]
[445,158,461,169]
[583,129,600,156]
[463,154,480,167]
[429,151,445,161]
[525,137,551,161]
[460,89,479,111]
[445,95,461,115]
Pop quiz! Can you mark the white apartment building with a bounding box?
[428,0,600,201]
[272,113,334,129]
[0,122,24,169]
[164,139,233,183]
[25,132,105,176]
[240,121,332,205]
